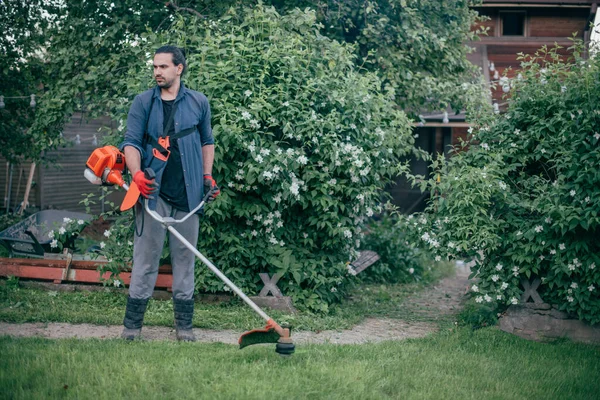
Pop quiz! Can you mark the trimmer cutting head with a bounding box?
[239,319,295,356]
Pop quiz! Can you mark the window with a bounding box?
[501,12,526,36]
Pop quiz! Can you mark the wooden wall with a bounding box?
[1,113,124,215]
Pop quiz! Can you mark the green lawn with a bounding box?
[1,328,599,400]
[0,268,453,332]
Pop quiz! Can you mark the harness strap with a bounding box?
[143,99,197,161]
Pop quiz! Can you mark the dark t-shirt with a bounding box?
[159,99,189,211]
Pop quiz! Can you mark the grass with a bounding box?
[0,262,455,331]
[1,327,599,399]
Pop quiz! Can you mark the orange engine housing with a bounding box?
[86,145,126,176]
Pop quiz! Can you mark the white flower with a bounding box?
[561,86,567,93]
[471,285,479,292]
[498,181,507,190]
[534,225,543,233]
[113,280,121,288]
[545,217,552,224]
[63,217,72,224]
[100,241,106,249]
[514,129,520,135]
[594,132,600,141]
[571,282,578,289]
[516,231,522,236]
[347,264,357,276]
[48,231,55,239]
[568,264,576,271]
[290,182,300,196]
[351,176,359,183]
[408,268,415,274]
[567,296,574,303]
[343,230,352,239]
[297,155,308,165]
[492,275,499,282]
[501,282,509,290]
[241,111,251,120]
[279,240,285,246]
[497,295,502,300]
[50,239,58,248]
[585,196,590,203]
[590,263,596,270]
[127,241,133,246]
[475,296,483,303]
[244,90,252,97]
[510,297,518,305]
[251,230,258,237]
[550,249,556,255]
[588,285,595,292]
[273,193,282,204]
[350,123,357,130]
[495,263,503,271]
[484,294,492,303]
[468,127,474,134]
[78,219,85,225]
[223,285,231,292]
[570,190,576,197]
[59,227,66,235]
[559,243,566,250]
[250,119,260,129]
[434,255,441,262]
[328,178,337,185]
[104,230,111,238]
[481,143,489,150]
[283,101,289,107]
[256,155,263,164]
[263,171,273,180]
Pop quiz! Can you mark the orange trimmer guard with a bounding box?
[238,319,291,349]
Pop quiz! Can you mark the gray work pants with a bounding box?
[128,197,199,300]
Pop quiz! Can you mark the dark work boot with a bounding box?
[173,298,196,342]
[121,296,149,340]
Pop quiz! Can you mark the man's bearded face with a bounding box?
[153,53,181,89]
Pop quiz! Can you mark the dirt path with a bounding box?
[0,265,470,344]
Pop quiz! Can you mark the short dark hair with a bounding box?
[155,45,187,75]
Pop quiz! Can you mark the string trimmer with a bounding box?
[84,146,295,356]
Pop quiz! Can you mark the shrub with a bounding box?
[358,213,428,284]
[101,6,415,312]
[413,43,600,324]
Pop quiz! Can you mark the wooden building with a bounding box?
[1,113,122,215]
[391,0,598,212]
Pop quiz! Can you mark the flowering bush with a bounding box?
[358,212,429,284]
[413,43,600,324]
[101,6,415,312]
[47,217,89,253]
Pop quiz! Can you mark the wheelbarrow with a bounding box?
[0,210,92,258]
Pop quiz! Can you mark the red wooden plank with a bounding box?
[0,259,173,289]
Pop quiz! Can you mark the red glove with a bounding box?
[203,174,220,202]
[133,170,157,198]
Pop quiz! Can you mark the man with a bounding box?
[119,45,218,341]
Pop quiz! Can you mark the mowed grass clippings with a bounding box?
[1,328,599,400]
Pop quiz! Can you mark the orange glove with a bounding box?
[203,174,220,202]
[133,170,157,198]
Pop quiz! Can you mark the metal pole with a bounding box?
[166,225,272,323]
